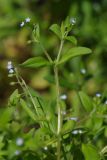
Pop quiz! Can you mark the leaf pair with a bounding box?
[20,47,91,68]
[50,23,77,45]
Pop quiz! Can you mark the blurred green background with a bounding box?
[0,0,107,107]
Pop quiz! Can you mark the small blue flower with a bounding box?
[20,21,25,27]
[105,100,107,105]
[72,129,83,135]
[69,117,78,121]
[14,150,21,156]
[70,18,76,25]
[96,93,101,98]
[7,61,14,74]
[44,146,48,150]
[8,69,14,74]
[25,17,31,23]
[60,94,67,100]
[72,130,78,135]
[80,68,86,74]
[16,137,24,146]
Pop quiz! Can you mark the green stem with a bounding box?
[54,67,61,135]
[100,146,107,155]
[56,40,64,63]
[20,77,39,116]
[39,42,53,63]
[54,66,62,160]
[15,72,29,100]
[15,70,39,116]
[54,39,64,160]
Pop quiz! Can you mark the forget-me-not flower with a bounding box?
[25,17,31,23]
[7,61,14,74]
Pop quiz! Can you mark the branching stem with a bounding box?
[54,39,64,160]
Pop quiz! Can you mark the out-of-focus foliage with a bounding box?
[0,0,107,105]
[0,0,107,159]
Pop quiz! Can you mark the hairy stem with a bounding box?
[21,78,39,115]
[15,70,39,116]
[39,42,53,63]
[54,39,64,160]
[54,66,62,160]
[56,40,64,63]
[54,67,61,135]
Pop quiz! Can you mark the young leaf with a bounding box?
[50,24,62,39]
[64,16,70,28]
[65,36,77,45]
[58,47,92,64]
[20,57,51,68]
[82,144,101,160]
[20,99,37,121]
[79,91,93,112]
[32,24,40,43]
[61,22,65,38]
[8,89,20,107]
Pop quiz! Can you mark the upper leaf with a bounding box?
[50,24,62,39]
[58,47,92,64]
[32,24,40,43]
[65,36,77,45]
[20,57,51,68]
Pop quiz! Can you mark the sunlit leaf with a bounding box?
[50,24,62,39]
[58,47,92,64]
[20,57,51,68]
[32,24,40,43]
[20,99,37,121]
[65,36,77,45]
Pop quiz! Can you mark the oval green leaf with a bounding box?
[65,36,77,45]
[20,57,50,68]
[32,24,40,43]
[58,47,92,64]
[50,24,62,39]
[20,99,37,121]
